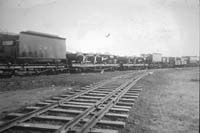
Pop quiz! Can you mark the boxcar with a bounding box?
[0,33,19,63]
[18,31,66,64]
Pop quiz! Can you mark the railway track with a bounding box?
[0,71,149,133]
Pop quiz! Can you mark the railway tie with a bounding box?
[0,71,149,133]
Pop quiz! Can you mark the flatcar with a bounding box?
[67,53,119,72]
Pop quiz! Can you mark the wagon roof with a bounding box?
[20,31,66,40]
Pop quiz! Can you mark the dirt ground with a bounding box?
[0,71,132,118]
[123,67,199,133]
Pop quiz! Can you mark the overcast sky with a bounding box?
[0,0,199,56]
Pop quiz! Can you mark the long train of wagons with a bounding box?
[0,31,199,77]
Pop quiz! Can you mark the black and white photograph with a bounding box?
[0,0,199,132]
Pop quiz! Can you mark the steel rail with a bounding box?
[55,76,135,133]
[79,72,148,133]
[0,74,125,132]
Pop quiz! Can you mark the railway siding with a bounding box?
[0,71,149,133]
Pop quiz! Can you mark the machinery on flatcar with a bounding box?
[67,53,119,72]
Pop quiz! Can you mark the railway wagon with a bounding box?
[0,31,67,76]
[117,56,147,70]
[175,57,182,67]
[67,53,119,72]
[164,57,175,68]
[183,56,199,67]
[0,31,66,64]
[141,53,162,69]
[152,53,162,63]
[66,53,84,65]
[0,32,19,64]
[161,57,169,68]
[18,31,66,64]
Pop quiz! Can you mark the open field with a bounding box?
[123,67,199,133]
[0,67,199,133]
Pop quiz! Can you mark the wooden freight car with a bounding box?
[0,31,67,76]
[18,31,66,64]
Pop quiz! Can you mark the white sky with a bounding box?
[0,0,199,56]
